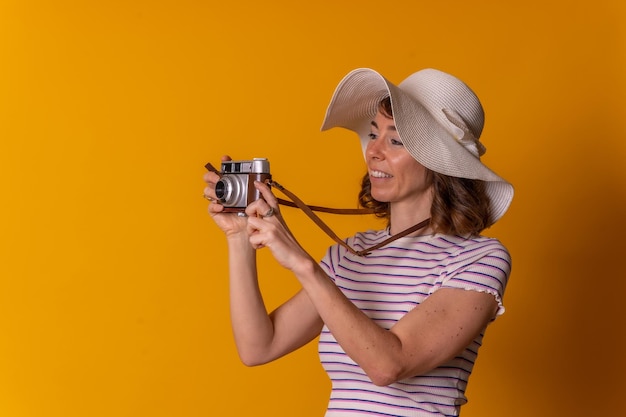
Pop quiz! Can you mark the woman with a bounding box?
[203,68,514,417]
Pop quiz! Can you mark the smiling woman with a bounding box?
[360,97,493,237]
[203,67,514,417]
[364,104,434,223]
[2,1,624,416]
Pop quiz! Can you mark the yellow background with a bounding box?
[1,1,625,416]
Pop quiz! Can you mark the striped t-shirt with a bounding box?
[318,229,511,417]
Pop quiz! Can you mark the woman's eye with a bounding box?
[368,133,378,140]
[391,138,403,146]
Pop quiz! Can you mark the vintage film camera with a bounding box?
[214,158,271,212]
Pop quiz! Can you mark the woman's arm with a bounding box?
[247,180,498,385]
[294,260,496,386]
[204,160,323,366]
[226,231,323,366]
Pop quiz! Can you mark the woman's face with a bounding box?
[365,111,433,211]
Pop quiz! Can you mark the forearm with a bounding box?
[227,233,275,365]
[292,260,406,385]
[293,259,498,386]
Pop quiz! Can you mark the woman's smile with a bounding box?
[369,169,393,179]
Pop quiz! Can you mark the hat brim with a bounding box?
[320,68,514,223]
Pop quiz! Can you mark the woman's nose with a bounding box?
[366,138,384,160]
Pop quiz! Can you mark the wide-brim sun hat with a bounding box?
[320,68,514,223]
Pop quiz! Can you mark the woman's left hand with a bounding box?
[245,180,311,271]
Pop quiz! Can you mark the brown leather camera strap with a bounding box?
[205,162,430,256]
[269,179,430,256]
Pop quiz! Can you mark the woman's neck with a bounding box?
[389,201,433,236]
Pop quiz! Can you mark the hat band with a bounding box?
[442,108,486,158]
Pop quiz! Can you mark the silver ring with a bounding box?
[263,207,275,218]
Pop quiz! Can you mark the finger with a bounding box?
[246,216,272,249]
[204,170,220,183]
[208,202,225,216]
[246,215,263,238]
[261,206,275,218]
[254,180,279,208]
[245,195,278,220]
[204,155,231,181]
[244,198,268,219]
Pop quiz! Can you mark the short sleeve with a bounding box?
[440,240,512,317]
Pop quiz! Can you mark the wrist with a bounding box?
[291,255,317,278]
[226,231,252,250]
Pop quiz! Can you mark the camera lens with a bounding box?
[215,180,227,200]
[214,176,243,206]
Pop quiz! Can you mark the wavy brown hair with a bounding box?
[358,97,493,236]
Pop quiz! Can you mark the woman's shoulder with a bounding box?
[349,230,508,251]
[439,234,508,250]
[436,234,511,266]
[332,230,510,264]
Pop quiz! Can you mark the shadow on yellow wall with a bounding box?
[1,1,624,416]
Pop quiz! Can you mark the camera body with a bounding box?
[215,158,271,212]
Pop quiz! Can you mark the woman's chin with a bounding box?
[371,192,390,203]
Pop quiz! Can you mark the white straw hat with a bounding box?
[320,68,514,223]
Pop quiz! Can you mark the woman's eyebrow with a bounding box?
[370,120,397,131]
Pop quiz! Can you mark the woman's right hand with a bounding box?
[203,155,249,237]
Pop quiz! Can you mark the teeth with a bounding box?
[370,170,392,178]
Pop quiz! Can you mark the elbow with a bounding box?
[366,359,434,387]
[239,356,263,367]
[239,355,265,368]
[370,375,397,387]
[236,349,270,367]
[369,372,401,387]
[366,363,406,387]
